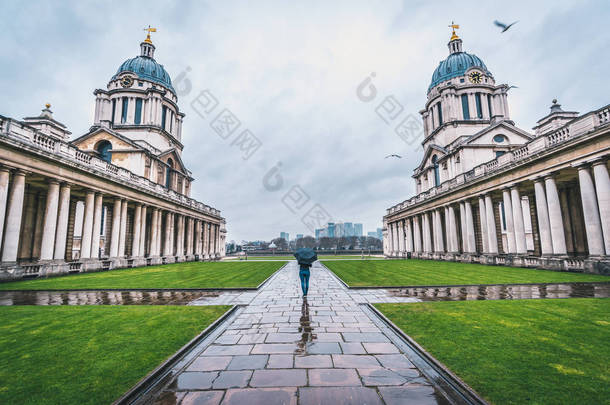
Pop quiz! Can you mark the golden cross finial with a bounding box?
[143,25,157,44]
[448,21,460,41]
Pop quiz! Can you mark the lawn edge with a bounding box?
[366,303,490,405]
[112,304,241,405]
[320,261,610,289]
[0,261,288,292]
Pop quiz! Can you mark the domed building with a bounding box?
[384,24,610,273]
[0,30,226,279]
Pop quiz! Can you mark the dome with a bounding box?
[112,55,175,93]
[428,52,491,92]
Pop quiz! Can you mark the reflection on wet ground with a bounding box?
[387,282,610,301]
[0,290,221,306]
[295,296,315,355]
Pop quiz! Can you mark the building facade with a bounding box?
[0,32,226,280]
[383,27,609,274]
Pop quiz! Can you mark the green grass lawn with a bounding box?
[323,259,609,287]
[0,261,286,290]
[225,255,382,260]
[0,305,231,405]
[376,299,610,405]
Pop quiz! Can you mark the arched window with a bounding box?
[96,140,112,163]
[165,158,173,189]
[432,155,440,187]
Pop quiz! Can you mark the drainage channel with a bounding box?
[113,305,244,405]
[362,303,489,405]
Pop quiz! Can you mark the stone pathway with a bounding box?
[155,261,448,405]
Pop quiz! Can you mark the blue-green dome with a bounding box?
[428,52,491,92]
[113,56,174,93]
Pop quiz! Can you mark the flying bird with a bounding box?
[385,154,402,159]
[507,85,519,90]
[494,20,518,32]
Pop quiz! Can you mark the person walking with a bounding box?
[294,247,317,296]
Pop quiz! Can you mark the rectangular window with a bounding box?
[461,94,470,120]
[495,151,506,158]
[475,93,483,118]
[134,99,142,125]
[161,106,167,130]
[111,99,116,123]
[436,102,443,126]
[430,108,435,128]
[169,111,173,133]
[121,97,128,123]
[487,94,493,118]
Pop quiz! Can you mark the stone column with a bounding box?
[109,198,122,257]
[139,205,148,256]
[397,221,405,255]
[485,194,498,254]
[501,189,516,253]
[592,160,610,254]
[511,187,527,254]
[132,204,142,257]
[194,219,202,256]
[39,180,60,261]
[405,218,414,252]
[413,216,422,252]
[53,183,71,260]
[448,205,459,253]
[1,170,26,262]
[435,209,445,252]
[90,193,103,259]
[0,167,10,250]
[163,212,172,256]
[464,200,476,253]
[577,164,605,256]
[186,217,194,256]
[478,197,489,253]
[118,200,128,256]
[80,190,95,259]
[544,175,567,255]
[150,208,159,256]
[459,202,467,252]
[423,212,433,253]
[534,179,553,255]
[156,211,163,255]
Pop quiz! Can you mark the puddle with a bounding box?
[295,296,315,354]
[387,283,610,301]
[0,290,221,306]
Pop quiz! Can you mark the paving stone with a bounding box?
[153,391,186,405]
[362,342,400,354]
[251,343,297,354]
[202,345,252,356]
[307,368,362,386]
[172,372,218,390]
[313,332,343,342]
[212,370,252,389]
[187,356,231,372]
[299,387,383,405]
[227,355,268,370]
[181,390,224,405]
[237,334,267,344]
[221,388,297,405]
[378,385,441,405]
[342,332,390,343]
[358,368,407,386]
[214,335,241,344]
[266,354,293,368]
[265,333,301,343]
[375,354,415,369]
[339,342,366,354]
[250,369,307,387]
[332,354,381,368]
[307,342,342,354]
[294,354,333,368]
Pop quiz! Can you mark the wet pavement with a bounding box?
[151,261,450,405]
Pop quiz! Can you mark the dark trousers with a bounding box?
[299,269,310,295]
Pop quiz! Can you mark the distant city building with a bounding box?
[377,228,383,240]
[367,231,380,239]
[354,223,363,237]
[280,232,289,241]
[315,221,369,239]
[296,234,303,239]
[327,223,335,238]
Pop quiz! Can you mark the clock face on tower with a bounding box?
[120,76,134,88]
[468,71,482,84]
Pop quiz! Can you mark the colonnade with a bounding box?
[0,167,223,273]
[386,159,610,268]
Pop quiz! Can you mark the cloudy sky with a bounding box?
[1,0,607,242]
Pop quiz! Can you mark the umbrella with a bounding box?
[294,247,318,266]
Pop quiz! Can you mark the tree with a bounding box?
[270,237,288,250]
[297,236,316,249]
